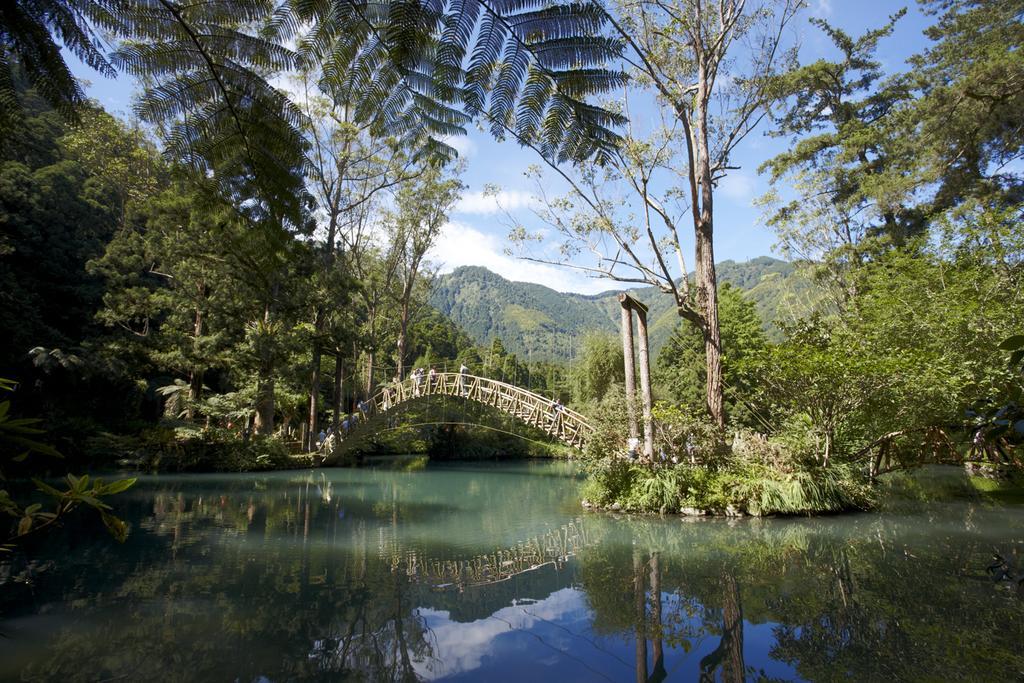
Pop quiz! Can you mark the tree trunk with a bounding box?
[308,311,323,451]
[332,354,343,436]
[695,224,724,429]
[694,72,725,429]
[254,373,275,435]
[699,573,745,683]
[396,328,407,380]
[649,552,666,682]
[254,304,275,436]
[721,574,745,683]
[636,308,655,460]
[364,350,374,396]
[186,286,207,421]
[620,301,638,440]
[187,370,201,421]
[633,548,647,683]
[310,211,339,450]
[396,294,411,380]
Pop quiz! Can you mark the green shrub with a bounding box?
[581,456,872,515]
[772,413,821,466]
[579,456,637,505]
[134,427,296,472]
[652,402,728,465]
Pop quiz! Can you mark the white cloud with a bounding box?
[429,221,619,295]
[811,0,833,17]
[441,134,478,158]
[455,190,537,215]
[717,171,757,203]
[412,588,591,680]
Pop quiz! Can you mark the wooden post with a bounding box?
[636,306,654,460]
[619,295,638,440]
[332,358,343,437]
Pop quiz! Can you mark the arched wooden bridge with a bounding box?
[320,373,594,464]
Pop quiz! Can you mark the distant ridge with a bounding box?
[430,257,818,361]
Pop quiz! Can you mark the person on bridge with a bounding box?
[551,399,564,430]
[412,368,423,397]
[458,363,469,396]
[384,375,400,408]
[428,367,437,393]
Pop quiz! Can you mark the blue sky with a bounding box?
[68,0,934,294]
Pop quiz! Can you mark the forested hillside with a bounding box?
[430,257,817,360]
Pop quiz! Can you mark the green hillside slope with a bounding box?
[429,257,818,361]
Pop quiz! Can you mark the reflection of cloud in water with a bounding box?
[412,587,608,680]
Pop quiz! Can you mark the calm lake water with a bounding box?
[2,460,1023,682]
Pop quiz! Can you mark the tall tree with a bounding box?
[757,11,919,304]
[908,0,1024,213]
[514,0,801,428]
[295,73,418,448]
[385,163,463,377]
[761,0,1024,302]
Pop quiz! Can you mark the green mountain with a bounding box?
[430,257,819,362]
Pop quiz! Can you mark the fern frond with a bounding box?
[112,0,309,223]
[289,0,626,164]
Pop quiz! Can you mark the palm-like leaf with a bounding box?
[110,0,309,223]
[0,0,116,126]
[290,0,627,164]
[3,0,625,223]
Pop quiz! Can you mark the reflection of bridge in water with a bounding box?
[379,517,592,591]
[321,373,594,463]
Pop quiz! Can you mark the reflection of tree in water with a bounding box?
[766,534,1024,681]
[618,546,744,683]
[578,511,1024,682]
[8,484,436,681]
[697,573,744,683]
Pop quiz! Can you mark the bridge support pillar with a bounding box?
[619,294,654,460]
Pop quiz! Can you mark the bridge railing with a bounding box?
[379,517,591,590]
[322,372,594,457]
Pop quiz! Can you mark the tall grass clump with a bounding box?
[730,462,873,515]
